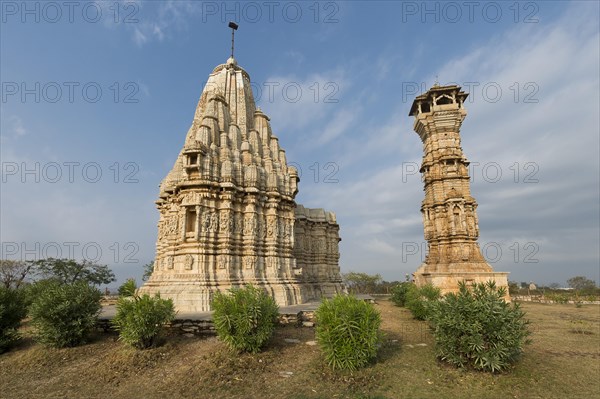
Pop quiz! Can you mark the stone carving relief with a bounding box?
[243,256,256,269]
[159,215,179,239]
[139,57,344,312]
[267,217,278,238]
[232,213,242,234]
[243,214,257,236]
[184,254,194,270]
[265,256,277,268]
[219,212,233,233]
[201,211,219,233]
[218,255,230,269]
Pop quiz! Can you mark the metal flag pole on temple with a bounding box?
[137,26,345,312]
[229,21,238,58]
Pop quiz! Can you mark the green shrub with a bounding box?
[23,279,59,308]
[0,287,28,353]
[405,283,441,320]
[390,282,412,307]
[111,293,175,349]
[545,292,569,304]
[29,280,102,348]
[212,285,279,353]
[429,281,531,373]
[315,294,382,371]
[117,278,137,297]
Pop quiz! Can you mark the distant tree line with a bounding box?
[0,258,116,289]
[342,271,409,295]
[508,276,599,300]
[342,271,598,298]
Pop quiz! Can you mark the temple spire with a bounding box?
[140,53,344,312]
[228,21,238,59]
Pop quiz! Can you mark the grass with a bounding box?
[0,300,599,398]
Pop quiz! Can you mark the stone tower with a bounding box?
[138,57,344,311]
[409,84,509,297]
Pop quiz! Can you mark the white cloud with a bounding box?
[259,70,350,137]
[96,0,201,47]
[2,2,597,288]
[307,2,600,283]
[317,107,359,146]
[0,115,26,139]
[363,237,397,255]
[284,50,305,64]
[133,27,147,46]
[8,115,26,137]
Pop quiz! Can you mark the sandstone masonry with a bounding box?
[138,57,344,311]
[409,84,510,298]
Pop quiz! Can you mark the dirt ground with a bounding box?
[1,300,599,399]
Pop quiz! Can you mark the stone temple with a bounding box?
[138,56,344,312]
[409,84,510,298]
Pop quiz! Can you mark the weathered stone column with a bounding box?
[409,84,509,299]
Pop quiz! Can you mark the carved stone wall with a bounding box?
[293,205,342,299]
[138,57,344,311]
[409,85,509,299]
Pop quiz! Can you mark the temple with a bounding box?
[409,84,510,298]
[138,57,344,311]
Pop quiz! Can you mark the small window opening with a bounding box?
[186,209,196,232]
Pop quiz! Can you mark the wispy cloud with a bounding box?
[1,115,27,140]
[302,2,599,283]
[259,69,350,136]
[99,0,201,47]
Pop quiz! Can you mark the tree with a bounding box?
[567,276,597,292]
[0,260,36,289]
[142,260,154,281]
[508,281,520,295]
[118,278,137,297]
[343,272,382,294]
[34,258,115,286]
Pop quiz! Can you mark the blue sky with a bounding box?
[1,0,599,288]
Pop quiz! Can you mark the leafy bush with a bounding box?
[111,294,175,349]
[118,278,137,297]
[429,281,531,373]
[545,293,569,304]
[0,287,28,353]
[405,284,441,320]
[315,294,382,371]
[22,279,59,310]
[29,280,102,348]
[390,282,413,307]
[212,285,279,353]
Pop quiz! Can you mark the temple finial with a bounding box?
[433,75,440,87]
[228,21,239,59]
